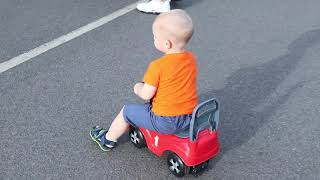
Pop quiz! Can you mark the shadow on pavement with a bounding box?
[199,29,320,170]
[171,0,204,9]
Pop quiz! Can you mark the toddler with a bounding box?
[90,9,198,151]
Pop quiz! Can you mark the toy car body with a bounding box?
[129,98,220,177]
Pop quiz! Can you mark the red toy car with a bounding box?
[128,98,220,177]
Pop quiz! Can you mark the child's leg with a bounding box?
[91,103,158,151]
[105,107,129,141]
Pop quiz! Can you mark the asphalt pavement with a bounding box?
[1,0,320,179]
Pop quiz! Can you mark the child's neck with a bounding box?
[165,48,186,55]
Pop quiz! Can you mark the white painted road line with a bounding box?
[0,1,144,74]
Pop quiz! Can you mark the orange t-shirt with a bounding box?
[143,51,198,116]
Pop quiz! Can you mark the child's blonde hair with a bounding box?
[155,9,194,47]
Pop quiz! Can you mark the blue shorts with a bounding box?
[123,103,192,134]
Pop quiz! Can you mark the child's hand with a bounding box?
[134,82,144,95]
[134,82,156,101]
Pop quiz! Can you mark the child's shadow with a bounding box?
[199,29,320,170]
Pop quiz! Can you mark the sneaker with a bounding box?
[137,0,171,14]
[90,126,116,152]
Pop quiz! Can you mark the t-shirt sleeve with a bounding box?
[143,62,160,88]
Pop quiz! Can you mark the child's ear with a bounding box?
[165,40,173,49]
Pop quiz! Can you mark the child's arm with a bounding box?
[134,82,156,101]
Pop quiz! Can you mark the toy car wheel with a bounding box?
[167,153,189,177]
[190,160,210,174]
[129,127,146,148]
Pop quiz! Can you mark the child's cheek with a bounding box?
[154,40,158,49]
[154,40,161,50]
